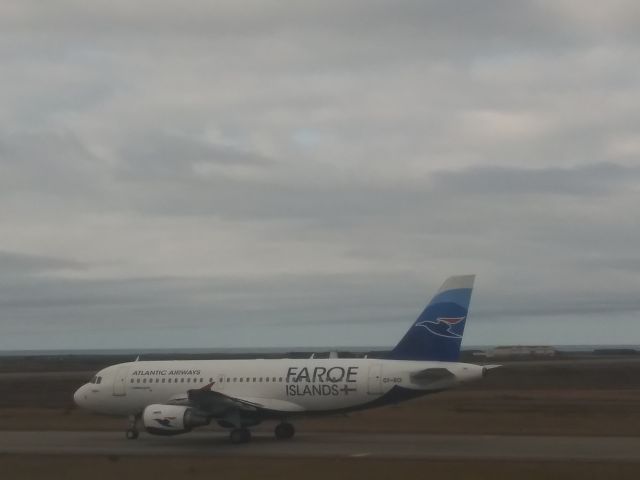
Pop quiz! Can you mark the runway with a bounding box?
[2,431,640,461]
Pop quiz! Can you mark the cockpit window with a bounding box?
[97,376,102,384]
[90,376,97,384]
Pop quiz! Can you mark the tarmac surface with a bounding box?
[3,431,640,461]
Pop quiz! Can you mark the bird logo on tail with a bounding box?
[415,317,466,339]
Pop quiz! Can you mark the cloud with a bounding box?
[431,162,640,196]
[1,268,639,349]
[0,130,107,197]
[0,251,86,276]
[116,131,273,185]
[1,1,640,348]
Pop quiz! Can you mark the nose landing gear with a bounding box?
[125,413,141,440]
[274,422,295,440]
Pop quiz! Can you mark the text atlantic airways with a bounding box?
[74,275,494,443]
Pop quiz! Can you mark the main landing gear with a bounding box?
[125,413,141,440]
[274,422,295,440]
[228,422,295,444]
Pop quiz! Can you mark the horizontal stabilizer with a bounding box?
[410,367,455,383]
[482,364,502,377]
[483,365,502,371]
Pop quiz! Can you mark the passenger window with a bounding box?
[181,378,184,383]
[209,378,213,383]
[239,378,243,382]
[233,378,237,382]
[272,377,276,382]
[265,377,269,382]
[252,377,256,382]
[226,378,230,382]
[130,379,134,383]
[136,378,140,383]
[162,378,165,383]
[259,378,263,382]
[168,379,172,383]
[279,377,283,382]
[143,379,147,383]
[187,378,190,383]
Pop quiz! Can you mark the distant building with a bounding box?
[485,345,556,358]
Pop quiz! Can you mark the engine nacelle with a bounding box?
[142,404,210,436]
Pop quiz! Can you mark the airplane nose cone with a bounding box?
[73,385,86,407]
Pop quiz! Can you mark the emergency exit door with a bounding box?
[113,364,129,396]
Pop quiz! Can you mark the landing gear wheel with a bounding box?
[125,413,141,440]
[230,428,251,444]
[274,422,295,440]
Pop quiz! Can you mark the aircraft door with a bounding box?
[367,364,383,395]
[113,364,129,396]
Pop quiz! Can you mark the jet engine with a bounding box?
[142,404,210,436]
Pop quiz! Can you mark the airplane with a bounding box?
[74,274,494,444]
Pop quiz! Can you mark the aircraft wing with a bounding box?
[167,383,305,415]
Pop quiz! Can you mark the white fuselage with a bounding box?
[74,358,484,417]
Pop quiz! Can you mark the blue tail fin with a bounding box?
[389,275,475,362]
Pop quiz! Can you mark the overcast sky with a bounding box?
[1,1,640,350]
